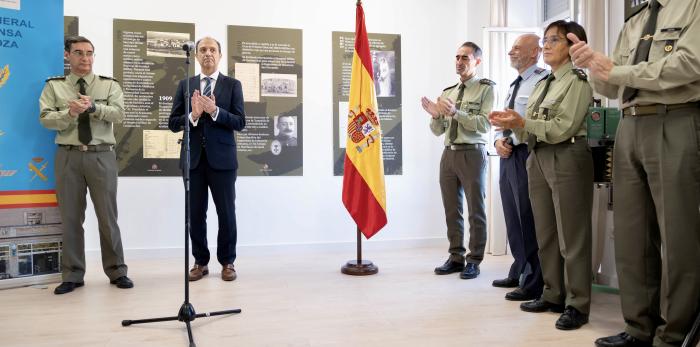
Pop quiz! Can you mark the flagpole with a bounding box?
[340,0,380,276]
[341,226,378,275]
[357,227,362,264]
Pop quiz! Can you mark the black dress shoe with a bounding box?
[520,298,565,313]
[595,332,652,347]
[434,259,464,275]
[555,306,589,330]
[54,281,84,295]
[110,276,134,289]
[459,263,480,279]
[505,288,538,301]
[492,277,519,288]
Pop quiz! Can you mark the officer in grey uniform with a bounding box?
[39,36,132,295]
[421,41,493,280]
[569,0,700,345]
[490,20,593,331]
[492,33,547,302]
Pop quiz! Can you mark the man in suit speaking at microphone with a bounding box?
[169,36,246,282]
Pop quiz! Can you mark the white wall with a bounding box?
[507,0,539,27]
[62,0,496,253]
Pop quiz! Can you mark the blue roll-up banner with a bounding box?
[1,0,65,287]
[0,0,63,206]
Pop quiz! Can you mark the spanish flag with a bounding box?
[0,190,58,209]
[342,1,387,239]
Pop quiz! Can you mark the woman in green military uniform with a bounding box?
[489,20,593,331]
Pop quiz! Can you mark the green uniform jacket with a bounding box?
[430,76,494,145]
[39,72,124,145]
[592,0,700,106]
[515,61,592,144]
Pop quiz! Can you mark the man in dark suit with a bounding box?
[169,36,246,282]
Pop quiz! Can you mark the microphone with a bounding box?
[182,41,195,52]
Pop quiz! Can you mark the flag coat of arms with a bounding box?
[342,2,387,239]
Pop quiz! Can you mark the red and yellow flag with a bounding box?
[342,1,387,239]
[0,190,57,209]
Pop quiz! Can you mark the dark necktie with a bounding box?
[77,78,92,145]
[448,83,466,143]
[503,76,523,140]
[527,74,555,152]
[622,0,661,103]
[507,76,523,110]
[203,77,212,97]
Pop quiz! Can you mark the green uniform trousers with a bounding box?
[527,139,593,314]
[55,146,127,283]
[439,146,488,265]
[613,107,700,346]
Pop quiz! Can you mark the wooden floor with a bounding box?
[2,242,625,347]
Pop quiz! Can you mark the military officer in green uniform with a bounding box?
[490,21,593,331]
[568,0,700,345]
[421,41,494,280]
[39,36,133,295]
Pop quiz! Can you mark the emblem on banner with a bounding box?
[347,107,380,143]
[0,65,10,89]
[28,157,48,181]
[347,107,381,154]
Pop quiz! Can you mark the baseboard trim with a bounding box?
[85,237,446,260]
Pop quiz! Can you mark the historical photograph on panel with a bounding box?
[261,73,298,97]
[272,115,298,149]
[146,31,189,58]
[372,51,396,97]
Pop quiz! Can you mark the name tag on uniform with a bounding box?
[467,101,481,110]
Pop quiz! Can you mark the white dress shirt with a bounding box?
[190,71,220,126]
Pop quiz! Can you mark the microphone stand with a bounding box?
[121,44,241,347]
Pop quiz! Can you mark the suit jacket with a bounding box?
[168,74,246,171]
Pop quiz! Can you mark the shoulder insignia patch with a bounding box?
[99,75,119,82]
[572,68,588,81]
[45,75,66,82]
[479,78,496,86]
[625,4,646,22]
[443,83,458,91]
[535,67,547,74]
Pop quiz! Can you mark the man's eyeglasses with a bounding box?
[70,50,95,58]
[541,36,567,46]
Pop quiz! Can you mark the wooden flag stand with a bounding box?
[341,227,378,275]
